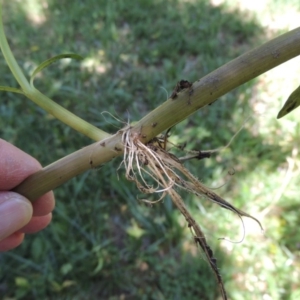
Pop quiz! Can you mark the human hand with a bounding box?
[0,139,55,252]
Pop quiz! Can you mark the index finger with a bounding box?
[0,139,41,190]
[0,139,55,215]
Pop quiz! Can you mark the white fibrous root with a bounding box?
[122,128,175,202]
[120,126,263,300]
[121,127,262,230]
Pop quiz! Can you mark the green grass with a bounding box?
[1,0,300,299]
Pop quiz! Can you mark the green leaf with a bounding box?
[30,53,83,86]
[0,86,24,94]
[277,85,300,119]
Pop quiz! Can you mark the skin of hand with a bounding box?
[0,139,55,252]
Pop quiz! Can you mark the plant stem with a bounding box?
[134,26,300,141]
[14,135,123,201]
[0,5,30,92]
[13,27,300,201]
[0,5,110,141]
[27,88,111,141]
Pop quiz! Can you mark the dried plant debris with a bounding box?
[170,79,193,100]
[121,127,263,300]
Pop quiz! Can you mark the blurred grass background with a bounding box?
[0,0,300,299]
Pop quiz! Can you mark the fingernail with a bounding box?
[0,192,33,240]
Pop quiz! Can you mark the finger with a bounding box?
[19,213,52,234]
[0,139,55,216]
[0,192,33,241]
[0,232,25,252]
[32,191,55,216]
[0,139,41,190]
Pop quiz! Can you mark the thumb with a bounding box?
[0,192,33,241]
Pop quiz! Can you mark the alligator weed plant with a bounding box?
[1,3,300,299]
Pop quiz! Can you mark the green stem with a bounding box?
[0,4,110,141]
[0,6,30,92]
[26,88,111,141]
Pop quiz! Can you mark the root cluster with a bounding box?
[121,127,263,300]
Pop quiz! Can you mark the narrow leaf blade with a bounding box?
[277,85,300,119]
[30,53,83,86]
